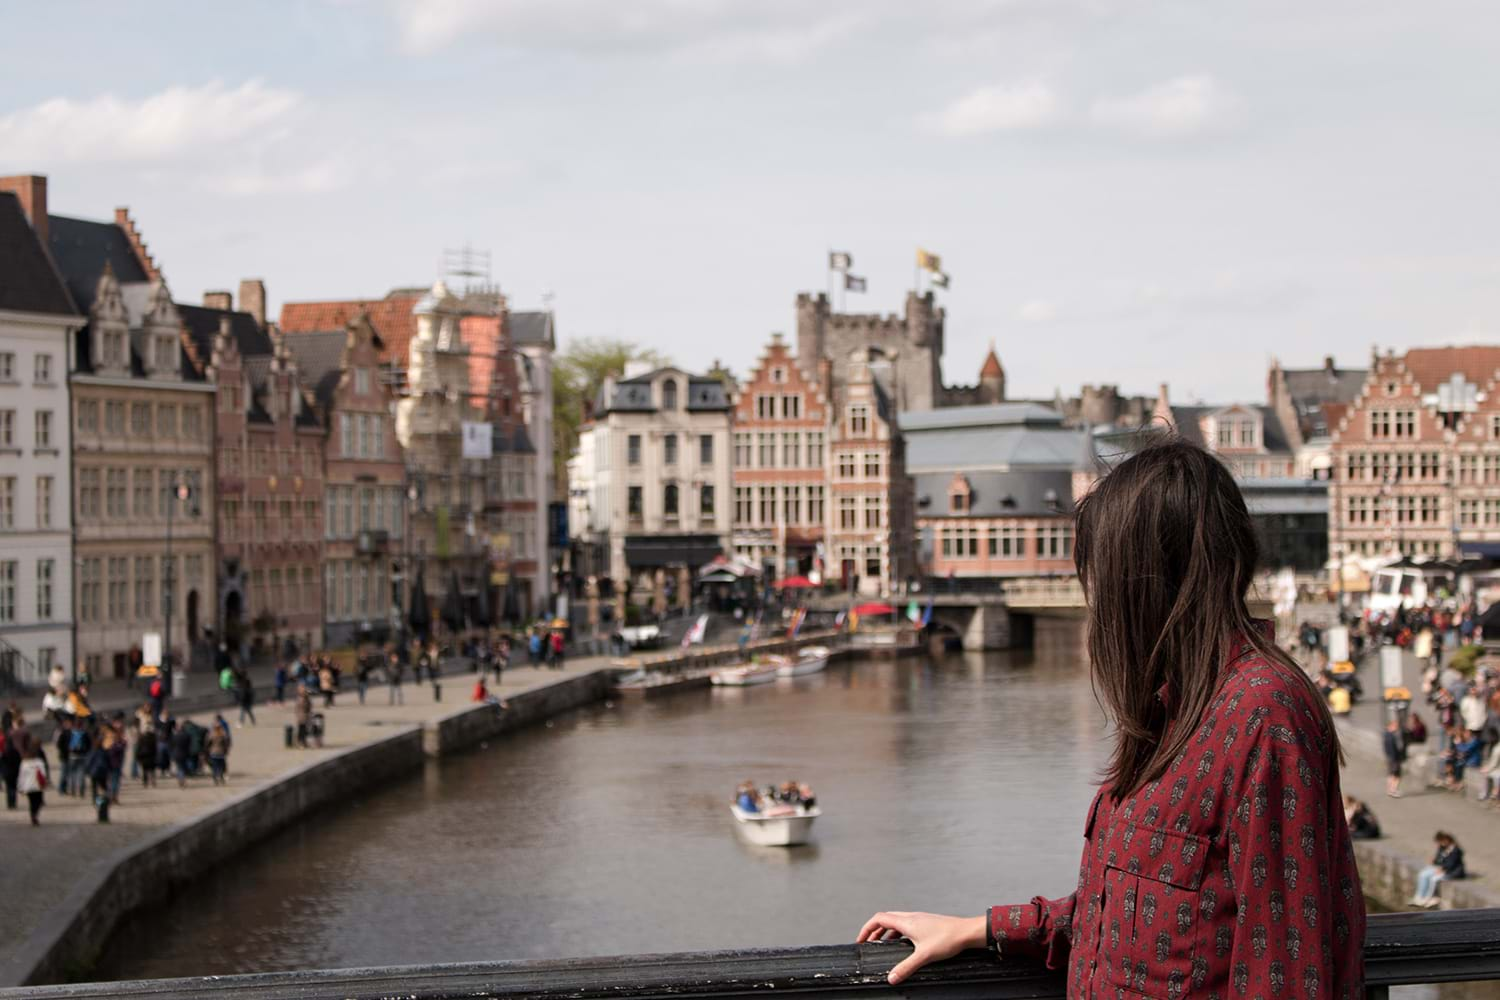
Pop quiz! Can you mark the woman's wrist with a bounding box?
[965,914,990,951]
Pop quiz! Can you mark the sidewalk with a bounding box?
[1325,644,1500,907]
[0,654,614,977]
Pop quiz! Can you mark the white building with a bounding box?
[588,363,734,609]
[0,183,80,685]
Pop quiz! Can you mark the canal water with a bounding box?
[95,624,1491,998]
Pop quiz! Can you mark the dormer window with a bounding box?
[662,379,678,411]
[949,474,972,514]
[154,334,177,372]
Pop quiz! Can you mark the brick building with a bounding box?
[284,315,406,647]
[902,404,1084,583]
[185,287,325,657]
[826,359,913,594]
[729,333,831,579]
[1330,346,1500,563]
[281,283,552,622]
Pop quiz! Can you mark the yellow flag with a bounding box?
[916,248,942,273]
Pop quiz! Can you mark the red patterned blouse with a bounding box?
[989,633,1365,999]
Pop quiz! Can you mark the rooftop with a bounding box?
[0,194,74,317]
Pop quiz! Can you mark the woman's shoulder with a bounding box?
[1213,650,1334,761]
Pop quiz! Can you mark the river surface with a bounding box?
[95,623,1492,997]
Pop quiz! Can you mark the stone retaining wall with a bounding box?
[5,670,619,988]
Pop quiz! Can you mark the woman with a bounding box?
[205,722,229,785]
[134,705,158,788]
[1411,832,1465,908]
[18,743,48,825]
[858,440,1365,996]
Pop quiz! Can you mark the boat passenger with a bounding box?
[736,782,760,813]
[798,783,816,809]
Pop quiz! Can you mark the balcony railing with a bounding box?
[4,910,1496,999]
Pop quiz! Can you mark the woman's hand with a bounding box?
[855,911,987,985]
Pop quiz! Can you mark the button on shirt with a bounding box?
[989,635,1365,999]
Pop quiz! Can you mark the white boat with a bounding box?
[730,803,821,846]
[710,663,779,686]
[777,645,831,677]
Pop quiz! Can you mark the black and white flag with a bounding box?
[845,273,867,293]
[829,251,853,271]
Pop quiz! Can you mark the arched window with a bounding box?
[662,379,678,410]
[664,483,679,518]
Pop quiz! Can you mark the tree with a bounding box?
[705,358,738,390]
[553,338,671,487]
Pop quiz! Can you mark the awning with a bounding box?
[853,602,896,615]
[1460,543,1500,560]
[776,575,816,590]
[625,534,723,569]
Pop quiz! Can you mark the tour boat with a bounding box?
[710,662,779,686]
[730,802,821,846]
[777,645,831,678]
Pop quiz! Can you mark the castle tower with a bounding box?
[793,290,945,412]
[978,342,1005,403]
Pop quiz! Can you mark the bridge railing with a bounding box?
[998,576,1086,607]
[4,910,1496,1000]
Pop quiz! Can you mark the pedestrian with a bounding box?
[18,743,48,825]
[170,722,192,787]
[135,706,159,788]
[1411,832,1466,908]
[237,674,257,728]
[1343,794,1381,839]
[53,716,74,795]
[106,718,126,804]
[1383,718,1406,797]
[550,629,565,670]
[388,651,405,705]
[319,661,336,709]
[295,686,312,748]
[219,661,237,706]
[206,722,229,785]
[528,628,542,666]
[273,662,288,704]
[856,439,1365,995]
[2,716,30,809]
[357,654,373,705]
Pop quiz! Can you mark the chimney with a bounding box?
[204,290,233,311]
[1324,355,1336,374]
[238,279,266,327]
[0,175,48,244]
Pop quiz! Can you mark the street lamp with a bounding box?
[163,479,191,687]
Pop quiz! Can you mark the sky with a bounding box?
[2,0,1497,404]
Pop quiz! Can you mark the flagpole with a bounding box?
[827,249,835,307]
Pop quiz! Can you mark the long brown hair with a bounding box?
[1074,437,1336,797]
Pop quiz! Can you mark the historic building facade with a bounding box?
[582,363,733,609]
[46,203,215,679]
[281,281,553,623]
[729,333,831,579]
[283,315,405,647]
[826,360,913,594]
[1330,346,1500,563]
[0,182,80,684]
[193,290,326,658]
[902,404,1084,583]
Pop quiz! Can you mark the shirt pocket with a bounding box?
[1100,823,1209,998]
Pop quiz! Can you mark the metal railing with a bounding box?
[999,576,1086,608]
[4,910,1496,999]
[0,634,39,695]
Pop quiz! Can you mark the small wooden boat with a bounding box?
[615,669,713,699]
[777,645,831,678]
[710,662,779,686]
[730,802,820,846]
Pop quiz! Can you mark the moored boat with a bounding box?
[710,662,779,686]
[777,645,831,677]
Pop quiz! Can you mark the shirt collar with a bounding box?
[1155,618,1275,712]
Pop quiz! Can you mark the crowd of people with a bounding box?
[735,778,816,813]
[2,666,236,826]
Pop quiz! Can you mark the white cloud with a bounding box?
[1089,75,1240,138]
[924,82,1060,136]
[1017,299,1058,323]
[210,160,347,198]
[391,0,858,58]
[0,80,301,164]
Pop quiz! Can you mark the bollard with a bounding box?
[284,724,295,748]
[96,794,110,824]
[433,682,441,702]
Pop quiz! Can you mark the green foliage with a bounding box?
[552,337,671,484]
[1449,643,1482,676]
